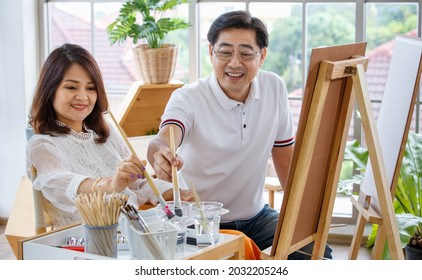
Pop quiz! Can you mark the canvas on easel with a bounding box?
[261,42,369,260]
[349,35,422,260]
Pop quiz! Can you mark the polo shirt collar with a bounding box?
[210,73,261,110]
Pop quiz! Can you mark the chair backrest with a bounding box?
[30,166,53,234]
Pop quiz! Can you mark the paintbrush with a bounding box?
[126,204,151,233]
[189,180,215,245]
[121,205,167,259]
[107,110,175,220]
[169,126,183,217]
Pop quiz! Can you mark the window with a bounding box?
[42,1,190,95]
[197,2,246,77]
[365,2,419,131]
[40,0,422,224]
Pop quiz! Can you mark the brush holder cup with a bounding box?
[127,221,178,260]
[83,223,118,258]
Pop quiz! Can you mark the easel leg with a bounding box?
[372,225,387,259]
[348,213,366,259]
[352,64,404,260]
[313,77,356,260]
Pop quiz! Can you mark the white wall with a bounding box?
[0,0,38,219]
[0,0,124,220]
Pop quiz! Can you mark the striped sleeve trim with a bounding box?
[274,137,295,147]
[160,119,185,145]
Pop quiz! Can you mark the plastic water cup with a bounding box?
[155,201,191,250]
[155,201,192,220]
[170,215,188,251]
[191,201,223,247]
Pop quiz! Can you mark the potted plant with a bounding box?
[340,131,422,259]
[107,0,191,84]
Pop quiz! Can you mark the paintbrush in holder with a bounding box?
[189,180,216,246]
[121,204,177,259]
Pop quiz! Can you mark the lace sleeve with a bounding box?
[26,137,88,213]
[131,178,173,206]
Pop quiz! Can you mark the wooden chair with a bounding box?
[30,166,53,234]
[5,126,51,258]
[264,177,283,209]
[5,166,53,258]
[5,175,36,258]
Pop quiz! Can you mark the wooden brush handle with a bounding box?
[108,110,161,197]
[169,126,179,192]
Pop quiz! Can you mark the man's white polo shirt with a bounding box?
[160,70,294,222]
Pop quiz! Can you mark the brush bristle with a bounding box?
[174,207,183,217]
[164,205,175,219]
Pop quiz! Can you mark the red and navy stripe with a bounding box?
[274,137,295,147]
[161,119,185,145]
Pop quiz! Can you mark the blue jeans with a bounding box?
[220,204,333,260]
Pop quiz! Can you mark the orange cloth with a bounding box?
[139,202,155,210]
[219,229,261,260]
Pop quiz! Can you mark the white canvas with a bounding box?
[360,35,422,211]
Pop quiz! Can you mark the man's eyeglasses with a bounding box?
[212,48,261,62]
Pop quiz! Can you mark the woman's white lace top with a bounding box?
[25,124,172,228]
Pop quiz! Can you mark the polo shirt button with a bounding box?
[243,124,246,128]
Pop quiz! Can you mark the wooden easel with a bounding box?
[349,37,422,260]
[262,41,402,260]
[262,51,370,260]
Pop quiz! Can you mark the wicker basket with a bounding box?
[133,44,179,84]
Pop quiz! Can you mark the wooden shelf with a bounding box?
[115,80,183,137]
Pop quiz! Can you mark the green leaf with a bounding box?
[366,224,378,248]
[396,214,422,247]
[337,175,363,195]
[343,139,369,171]
[106,0,191,47]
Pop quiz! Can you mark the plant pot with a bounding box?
[404,245,422,260]
[133,44,179,84]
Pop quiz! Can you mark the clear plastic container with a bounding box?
[127,221,178,260]
[191,201,223,247]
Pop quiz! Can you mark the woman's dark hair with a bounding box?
[30,43,109,143]
[207,10,269,49]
